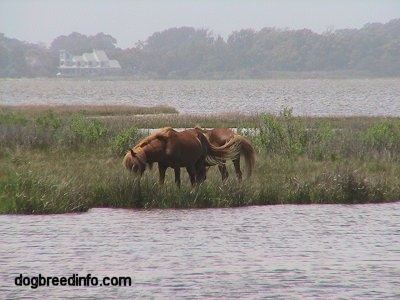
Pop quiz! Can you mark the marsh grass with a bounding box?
[0,106,256,150]
[0,106,399,214]
[0,104,178,117]
[98,112,260,130]
[1,148,399,214]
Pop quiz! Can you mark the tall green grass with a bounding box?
[2,149,398,214]
[256,107,400,161]
[1,107,399,214]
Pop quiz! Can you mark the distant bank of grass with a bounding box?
[0,104,178,117]
[0,106,399,214]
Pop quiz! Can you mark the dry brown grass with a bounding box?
[0,104,178,117]
[98,112,260,129]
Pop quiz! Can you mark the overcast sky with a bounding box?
[1,0,399,49]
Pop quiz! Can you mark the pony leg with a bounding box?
[174,167,181,188]
[233,158,242,181]
[218,164,229,182]
[158,164,167,185]
[186,166,196,187]
[195,160,206,184]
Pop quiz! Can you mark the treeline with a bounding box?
[1,19,400,78]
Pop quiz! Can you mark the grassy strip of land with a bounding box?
[0,106,399,214]
[0,104,178,117]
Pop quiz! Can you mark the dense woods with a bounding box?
[1,19,399,78]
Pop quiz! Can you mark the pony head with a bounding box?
[123,148,147,175]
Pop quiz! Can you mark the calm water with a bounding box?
[1,203,399,299]
[1,78,400,116]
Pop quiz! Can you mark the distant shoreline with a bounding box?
[2,20,400,78]
[2,70,394,80]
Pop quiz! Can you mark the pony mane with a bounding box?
[136,127,173,148]
[125,127,174,171]
[133,147,147,165]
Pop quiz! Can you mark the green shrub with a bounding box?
[34,112,107,148]
[0,111,28,125]
[363,119,400,158]
[307,121,338,161]
[257,108,307,156]
[59,114,107,147]
[33,110,64,147]
[35,110,63,132]
[110,127,139,156]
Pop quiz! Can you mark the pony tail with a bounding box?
[194,125,208,133]
[207,133,256,179]
[239,137,256,178]
[204,134,243,165]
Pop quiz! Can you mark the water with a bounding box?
[1,203,399,299]
[1,78,400,116]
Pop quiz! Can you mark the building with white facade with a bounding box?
[58,49,121,76]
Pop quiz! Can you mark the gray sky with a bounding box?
[1,0,399,49]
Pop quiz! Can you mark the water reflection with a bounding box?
[1,203,399,299]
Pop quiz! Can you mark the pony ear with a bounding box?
[130,149,136,157]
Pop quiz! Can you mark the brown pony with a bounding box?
[197,127,256,181]
[123,127,241,187]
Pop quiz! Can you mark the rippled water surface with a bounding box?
[1,203,399,299]
[1,78,400,116]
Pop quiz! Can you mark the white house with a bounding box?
[58,49,121,76]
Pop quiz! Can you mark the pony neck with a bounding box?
[137,140,165,164]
